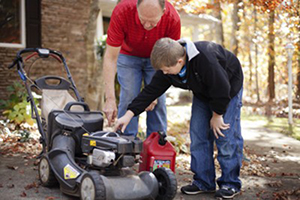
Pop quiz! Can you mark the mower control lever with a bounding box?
[38,49,50,57]
[24,52,62,63]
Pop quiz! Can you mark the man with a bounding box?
[115,38,244,199]
[103,0,181,136]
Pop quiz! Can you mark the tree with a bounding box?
[253,5,261,103]
[85,0,103,110]
[249,0,282,115]
[295,0,300,102]
[267,9,275,103]
[230,0,243,55]
[212,0,225,46]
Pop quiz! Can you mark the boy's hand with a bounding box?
[103,98,117,126]
[145,99,158,111]
[114,110,134,133]
[210,112,230,139]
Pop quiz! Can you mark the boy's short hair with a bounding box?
[151,37,185,70]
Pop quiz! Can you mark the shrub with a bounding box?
[1,81,40,126]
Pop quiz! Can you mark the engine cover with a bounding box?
[92,148,115,167]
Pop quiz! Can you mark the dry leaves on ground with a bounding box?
[0,121,42,155]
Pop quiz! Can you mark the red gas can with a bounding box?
[139,131,176,173]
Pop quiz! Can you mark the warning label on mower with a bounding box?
[153,160,171,171]
[64,164,80,180]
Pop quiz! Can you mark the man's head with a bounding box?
[137,0,165,30]
[151,37,186,75]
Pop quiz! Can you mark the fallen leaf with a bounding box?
[267,181,282,188]
[25,182,39,190]
[34,159,40,166]
[6,165,18,170]
[182,178,191,182]
[281,172,287,176]
[46,197,58,200]
[20,191,27,197]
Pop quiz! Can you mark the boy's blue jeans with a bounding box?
[117,54,167,136]
[190,89,243,191]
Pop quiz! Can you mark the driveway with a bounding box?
[1,119,300,200]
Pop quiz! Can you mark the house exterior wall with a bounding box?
[0,0,90,105]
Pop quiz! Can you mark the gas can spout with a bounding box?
[158,131,167,145]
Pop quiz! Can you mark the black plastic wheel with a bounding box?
[80,171,106,200]
[153,167,177,200]
[38,156,58,187]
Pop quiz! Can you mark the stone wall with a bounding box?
[0,0,91,106]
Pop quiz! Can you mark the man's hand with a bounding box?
[210,112,230,139]
[103,98,117,126]
[114,110,134,133]
[145,99,158,111]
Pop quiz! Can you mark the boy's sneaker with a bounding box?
[215,186,240,199]
[181,184,215,195]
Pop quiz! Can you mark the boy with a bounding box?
[115,37,244,199]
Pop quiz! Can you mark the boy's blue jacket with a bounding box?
[128,41,244,115]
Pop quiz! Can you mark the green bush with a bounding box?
[96,34,107,60]
[1,81,40,126]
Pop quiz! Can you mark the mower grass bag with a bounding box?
[9,48,177,200]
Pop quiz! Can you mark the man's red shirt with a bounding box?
[106,0,181,58]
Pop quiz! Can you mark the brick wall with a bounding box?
[0,48,20,101]
[0,0,90,106]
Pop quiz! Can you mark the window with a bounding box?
[0,0,25,48]
[25,0,41,48]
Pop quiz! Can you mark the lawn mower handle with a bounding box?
[17,48,63,60]
[64,102,90,111]
[8,48,64,69]
[8,58,19,69]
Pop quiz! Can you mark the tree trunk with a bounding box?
[230,0,242,55]
[266,10,275,116]
[213,0,224,46]
[296,0,300,102]
[254,6,260,103]
[85,0,104,110]
[297,27,300,102]
[268,10,275,101]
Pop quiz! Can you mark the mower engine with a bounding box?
[81,131,143,169]
[92,148,115,167]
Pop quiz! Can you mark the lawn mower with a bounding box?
[8,48,177,200]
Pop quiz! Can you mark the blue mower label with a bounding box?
[153,160,171,171]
